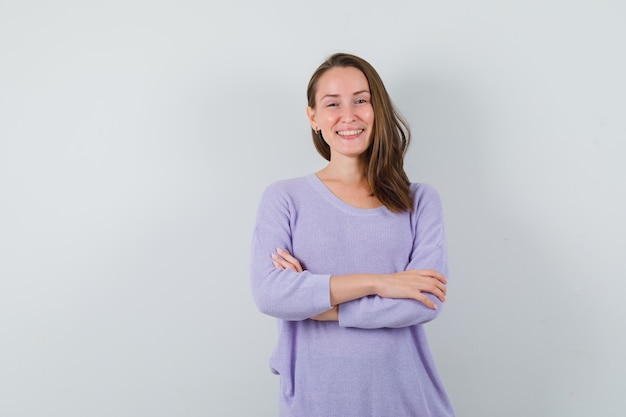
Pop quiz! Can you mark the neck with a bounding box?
[319,155,368,184]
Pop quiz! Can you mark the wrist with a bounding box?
[368,274,384,297]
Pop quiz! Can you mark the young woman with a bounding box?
[250,53,455,417]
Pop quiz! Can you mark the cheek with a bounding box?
[322,112,338,124]
[319,116,337,134]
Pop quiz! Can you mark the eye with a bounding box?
[355,98,368,104]
[326,102,338,107]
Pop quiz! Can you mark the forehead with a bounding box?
[316,66,370,97]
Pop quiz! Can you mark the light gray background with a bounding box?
[1,1,625,416]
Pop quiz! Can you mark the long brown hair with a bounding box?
[307,53,413,213]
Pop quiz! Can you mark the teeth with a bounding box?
[337,130,363,136]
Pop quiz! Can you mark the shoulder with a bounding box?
[262,176,310,199]
[410,182,441,201]
[257,176,314,213]
[409,182,444,214]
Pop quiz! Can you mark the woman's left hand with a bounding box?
[271,248,303,272]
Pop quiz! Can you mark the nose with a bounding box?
[341,105,356,122]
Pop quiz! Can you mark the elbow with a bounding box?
[392,299,444,328]
[419,306,442,324]
[256,301,280,318]
[250,273,281,317]
[251,290,308,321]
[252,290,280,318]
[418,299,445,324]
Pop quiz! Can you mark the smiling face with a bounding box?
[307,66,374,161]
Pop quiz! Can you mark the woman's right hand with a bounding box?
[375,270,447,310]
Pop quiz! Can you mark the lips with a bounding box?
[337,129,364,137]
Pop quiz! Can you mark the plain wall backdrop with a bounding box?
[1,1,625,416]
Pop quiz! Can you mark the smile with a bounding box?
[337,129,364,137]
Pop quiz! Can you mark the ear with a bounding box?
[306,106,317,131]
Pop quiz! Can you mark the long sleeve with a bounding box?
[250,176,455,416]
[337,184,449,329]
[250,182,332,321]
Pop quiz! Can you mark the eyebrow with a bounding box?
[319,90,371,100]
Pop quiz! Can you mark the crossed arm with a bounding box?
[271,248,447,322]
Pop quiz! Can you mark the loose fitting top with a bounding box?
[250,174,455,417]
